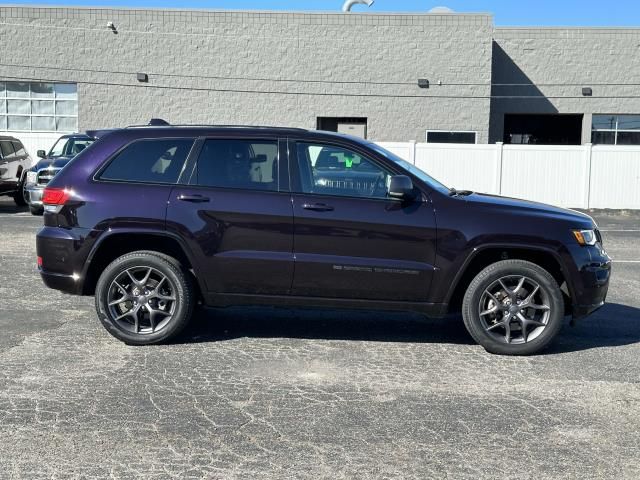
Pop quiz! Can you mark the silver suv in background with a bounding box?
[0,136,33,207]
[25,133,94,215]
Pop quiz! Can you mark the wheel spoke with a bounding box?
[504,318,512,343]
[529,303,550,311]
[126,269,139,286]
[108,295,130,306]
[480,305,498,316]
[514,277,526,297]
[140,267,153,287]
[487,321,505,331]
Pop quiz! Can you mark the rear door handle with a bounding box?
[178,194,210,203]
[302,202,334,212]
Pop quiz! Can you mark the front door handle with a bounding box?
[302,202,334,212]
[178,194,210,203]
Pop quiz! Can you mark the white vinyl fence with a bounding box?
[376,142,640,210]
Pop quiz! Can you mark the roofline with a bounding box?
[0,4,492,17]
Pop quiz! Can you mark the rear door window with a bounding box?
[0,140,15,159]
[99,138,194,184]
[195,139,278,191]
[11,141,26,157]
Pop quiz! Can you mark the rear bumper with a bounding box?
[39,269,82,295]
[36,226,96,295]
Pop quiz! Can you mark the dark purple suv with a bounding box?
[36,124,611,355]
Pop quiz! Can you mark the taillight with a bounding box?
[37,256,43,267]
[42,187,71,206]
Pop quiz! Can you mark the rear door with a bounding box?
[166,136,294,295]
[290,139,437,302]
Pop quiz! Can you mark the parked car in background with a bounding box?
[0,136,33,207]
[24,133,94,215]
[36,122,611,355]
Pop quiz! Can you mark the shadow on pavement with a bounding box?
[175,302,640,353]
[547,302,640,354]
[177,307,476,345]
[0,202,27,214]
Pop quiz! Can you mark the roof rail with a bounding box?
[124,123,309,132]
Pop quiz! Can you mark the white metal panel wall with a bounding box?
[500,145,591,208]
[414,143,501,194]
[590,146,640,209]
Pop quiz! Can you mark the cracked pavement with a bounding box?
[0,198,639,479]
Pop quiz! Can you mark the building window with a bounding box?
[317,117,367,139]
[592,115,640,145]
[426,130,477,144]
[0,82,78,133]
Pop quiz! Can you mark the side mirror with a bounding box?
[388,175,415,200]
[37,150,47,158]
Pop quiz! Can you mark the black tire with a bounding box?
[461,259,564,355]
[95,251,195,345]
[13,178,28,206]
[29,205,44,216]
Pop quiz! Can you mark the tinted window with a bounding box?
[296,142,391,199]
[0,140,15,158]
[11,141,26,156]
[196,139,278,191]
[100,139,194,184]
[426,131,476,144]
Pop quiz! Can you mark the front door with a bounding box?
[290,140,437,302]
[166,137,294,295]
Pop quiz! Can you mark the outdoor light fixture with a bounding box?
[582,87,593,96]
[107,21,117,33]
[137,73,149,83]
[418,79,430,89]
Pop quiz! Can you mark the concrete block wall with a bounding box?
[491,28,640,143]
[0,6,494,142]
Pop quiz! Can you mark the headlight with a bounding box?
[26,171,37,184]
[573,229,597,246]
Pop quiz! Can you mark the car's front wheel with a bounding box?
[462,260,564,355]
[95,251,195,345]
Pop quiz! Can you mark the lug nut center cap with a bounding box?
[138,296,148,305]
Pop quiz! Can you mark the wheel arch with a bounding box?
[82,230,204,298]
[446,246,573,314]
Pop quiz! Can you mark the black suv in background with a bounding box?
[24,133,94,215]
[36,123,611,355]
[0,135,32,206]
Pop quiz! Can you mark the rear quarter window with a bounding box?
[99,138,194,184]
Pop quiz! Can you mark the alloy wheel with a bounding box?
[478,275,551,344]
[107,266,177,335]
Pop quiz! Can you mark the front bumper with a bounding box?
[569,244,611,320]
[25,183,44,206]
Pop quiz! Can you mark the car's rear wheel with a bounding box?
[462,260,564,355]
[95,251,195,345]
[13,178,28,206]
[29,205,43,216]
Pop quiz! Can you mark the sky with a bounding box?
[4,0,640,26]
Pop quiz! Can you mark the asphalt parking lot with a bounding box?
[0,198,638,479]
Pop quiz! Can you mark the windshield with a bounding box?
[48,137,94,158]
[367,143,450,194]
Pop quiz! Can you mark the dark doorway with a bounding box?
[504,114,583,145]
[317,117,367,139]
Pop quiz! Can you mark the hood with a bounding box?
[30,156,74,171]
[463,192,595,228]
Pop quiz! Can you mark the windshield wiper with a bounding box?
[449,188,474,197]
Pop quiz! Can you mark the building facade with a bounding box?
[0,5,639,147]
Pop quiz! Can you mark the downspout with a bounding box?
[342,0,374,12]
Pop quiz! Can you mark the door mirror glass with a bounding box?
[37,150,47,158]
[388,175,415,200]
